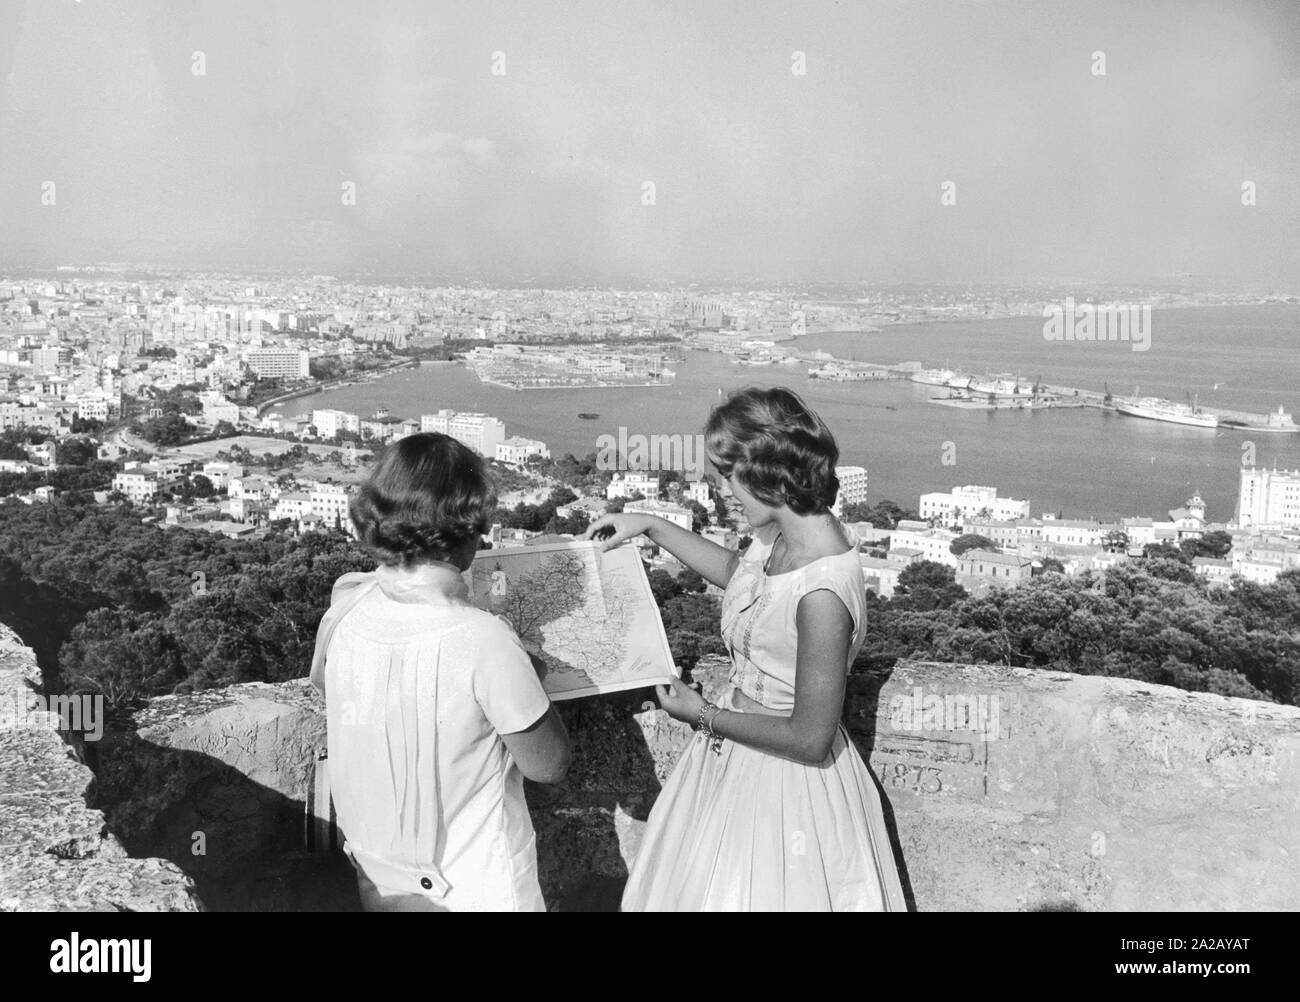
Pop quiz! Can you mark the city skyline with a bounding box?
[1,1,1298,285]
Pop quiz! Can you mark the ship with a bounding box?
[909,368,957,386]
[578,412,599,420]
[809,362,888,380]
[1114,392,1218,428]
[967,373,1035,398]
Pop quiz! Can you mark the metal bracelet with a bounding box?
[702,703,724,754]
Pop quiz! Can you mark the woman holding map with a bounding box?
[586,386,907,912]
[311,432,571,911]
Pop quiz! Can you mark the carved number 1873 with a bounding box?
[879,762,943,794]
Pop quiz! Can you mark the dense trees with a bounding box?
[840,499,920,529]
[1,495,1297,721]
[950,533,998,556]
[0,428,48,460]
[1181,530,1233,561]
[55,437,98,467]
[654,574,726,671]
[857,560,1300,704]
[135,411,194,446]
[0,460,119,497]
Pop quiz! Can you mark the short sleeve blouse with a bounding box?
[315,561,551,911]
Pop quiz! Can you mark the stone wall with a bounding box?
[842,660,1300,911]
[8,627,1300,910]
[0,624,200,911]
[90,654,1300,910]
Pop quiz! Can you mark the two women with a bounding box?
[313,386,904,911]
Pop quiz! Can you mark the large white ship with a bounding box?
[909,368,957,386]
[1114,395,1219,428]
[967,374,1035,398]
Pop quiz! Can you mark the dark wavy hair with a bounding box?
[704,386,840,515]
[350,432,498,567]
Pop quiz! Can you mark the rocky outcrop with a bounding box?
[842,660,1300,911]
[92,680,354,911]
[7,626,1299,910]
[0,625,200,911]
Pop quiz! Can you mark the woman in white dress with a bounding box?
[586,387,906,911]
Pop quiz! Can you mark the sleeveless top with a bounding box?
[719,527,868,713]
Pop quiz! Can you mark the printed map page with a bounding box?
[463,540,678,700]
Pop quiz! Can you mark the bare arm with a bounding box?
[585,513,739,589]
[657,589,852,764]
[501,705,571,784]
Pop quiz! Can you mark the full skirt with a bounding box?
[622,724,908,912]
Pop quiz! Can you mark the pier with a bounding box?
[790,348,1295,432]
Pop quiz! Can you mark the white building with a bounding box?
[919,485,1031,527]
[201,462,244,490]
[607,470,661,501]
[1232,552,1285,585]
[247,348,310,380]
[1036,519,1110,548]
[832,465,868,517]
[74,390,120,423]
[311,409,359,439]
[625,499,693,532]
[272,492,312,521]
[112,471,159,503]
[420,410,506,457]
[309,482,352,530]
[1192,557,1234,588]
[229,475,275,501]
[682,474,711,506]
[1237,467,1300,530]
[957,550,1036,587]
[496,436,550,465]
[859,554,901,598]
[886,527,959,567]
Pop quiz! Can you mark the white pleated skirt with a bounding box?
[622,711,908,912]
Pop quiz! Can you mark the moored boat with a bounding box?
[1114,395,1218,428]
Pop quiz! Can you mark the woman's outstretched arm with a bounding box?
[584,513,740,589]
[657,589,852,764]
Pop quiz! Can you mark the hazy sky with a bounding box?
[1,0,1297,285]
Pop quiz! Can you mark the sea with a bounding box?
[277,303,1300,522]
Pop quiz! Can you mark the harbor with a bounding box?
[682,333,1298,432]
[801,355,1296,432]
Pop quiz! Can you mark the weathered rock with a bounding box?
[17,627,1300,911]
[0,625,201,912]
[846,660,1300,911]
[92,678,343,910]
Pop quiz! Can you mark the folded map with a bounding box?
[462,539,679,700]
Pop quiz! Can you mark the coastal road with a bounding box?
[104,423,157,456]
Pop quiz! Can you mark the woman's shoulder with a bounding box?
[791,547,864,594]
[440,606,530,651]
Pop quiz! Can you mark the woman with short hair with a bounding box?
[586,386,906,911]
[311,432,570,912]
